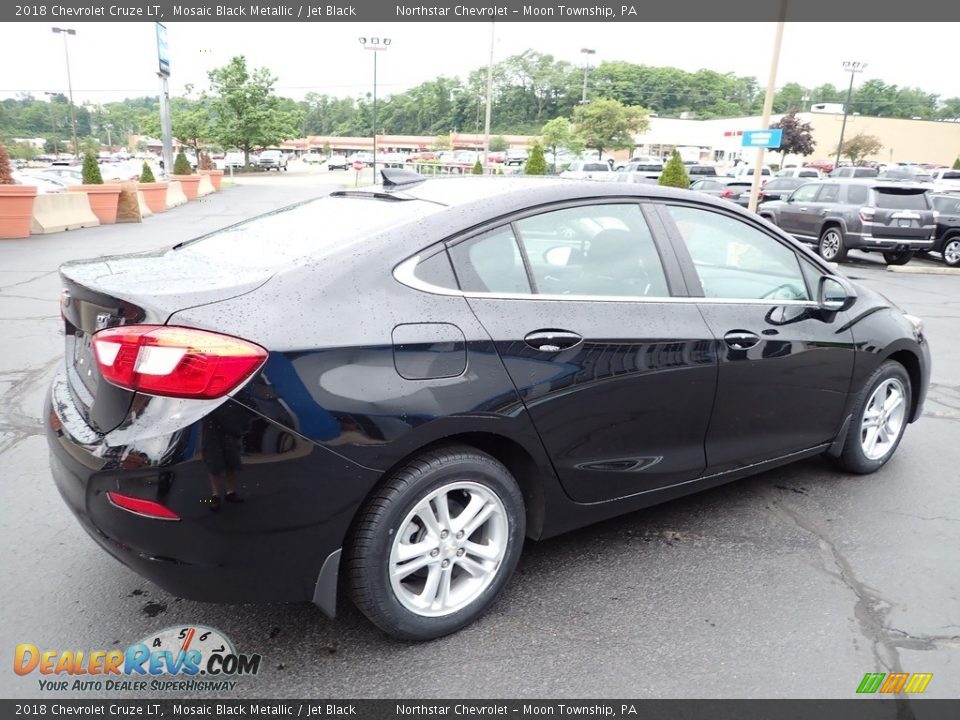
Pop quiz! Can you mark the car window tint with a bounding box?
[448,227,532,294]
[846,184,869,204]
[817,184,841,203]
[413,250,458,289]
[932,196,960,213]
[791,184,820,203]
[875,190,929,210]
[515,204,669,298]
[666,205,810,302]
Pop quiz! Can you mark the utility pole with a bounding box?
[51,27,79,158]
[835,61,867,169]
[482,22,495,166]
[155,23,173,176]
[580,48,596,104]
[747,9,787,213]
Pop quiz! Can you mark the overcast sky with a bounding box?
[2,22,958,106]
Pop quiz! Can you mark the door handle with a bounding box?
[723,330,760,350]
[798,207,809,212]
[524,329,583,353]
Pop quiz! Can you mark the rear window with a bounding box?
[798,170,819,177]
[939,171,960,180]
[584,163,610,171]
[874,189,930,210]
[174,196,441,268]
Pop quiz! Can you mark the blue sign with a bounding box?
[741,129,783,149]
[156,23,170,77]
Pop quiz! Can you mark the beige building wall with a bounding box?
[805,113,960,166]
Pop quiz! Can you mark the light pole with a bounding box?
[580,48,596,104]
[52,27,79,158]
[43,92,60,157]
[359,36,390,179]
[482,22,495,166]
[835,60,867,168]
[746,5,786,214]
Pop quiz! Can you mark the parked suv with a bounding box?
[829,166,878,179]
[257,150,288,171]
[758,180,936,265]
[929,193,960,267]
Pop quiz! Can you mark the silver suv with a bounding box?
[758,180,936,265]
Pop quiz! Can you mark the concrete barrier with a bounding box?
[30,192,100,235]
[196,174,215,197]
[137,191,153,218]
[166,181,188,209]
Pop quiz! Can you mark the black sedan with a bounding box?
[47,171,930,640]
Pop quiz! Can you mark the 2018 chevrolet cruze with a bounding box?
[47,172,930,640]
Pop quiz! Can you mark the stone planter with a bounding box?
[171,174,201,200]
[0,185,38,239]
[68,184,122,225]
[138,181,169,213]
[199,169,224,191]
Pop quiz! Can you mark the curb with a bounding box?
[887,265,960,275]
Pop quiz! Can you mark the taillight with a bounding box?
[107,491,180,521]
[859,207,876,223]
[721,189,735,198]
[92,325,267,399]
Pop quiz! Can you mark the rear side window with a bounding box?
[448,227,531,294]
[940,171,960,180]
[874,190,930,210]
[845,185,869,205]
[817,185,841,203]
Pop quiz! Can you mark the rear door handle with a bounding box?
[524,329,583,353]
[723,331,760,350]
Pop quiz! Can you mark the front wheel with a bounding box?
[818,227,847,262]
[942,237,960,267]
[882,250,914,265]
[347,446,525,640]
[833,361,911,474]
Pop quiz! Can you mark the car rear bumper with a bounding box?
[45,369,376,611]
[847,232,934,250]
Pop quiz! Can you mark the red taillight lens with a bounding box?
[107,491,180,521]
[859,207,876,223]
[92,325,267,399]
[720,189,735,198]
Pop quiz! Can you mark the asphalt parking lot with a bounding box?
[1,174,957,699]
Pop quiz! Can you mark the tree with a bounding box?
[525,142,548,175]
[139,161,156,183]
[0,145,14,185]
[471,159,483,175]
[489,135,509,152]
[771,110,815,166]
[953,157,960,170]
[658,150,690,188]
[207,56,299,164]
[841,133,883,165]
[572,98,649,159]
[431,133,453,150]
[81,151,103,184]
[540,116,583,172]
[172,150,192,176]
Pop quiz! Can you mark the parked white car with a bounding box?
[931,168,960,192]
[302,152,326,164]
[560,161,614,181]
[776,166,823,179]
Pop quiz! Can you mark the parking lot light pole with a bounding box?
[747,11,786,213]
[482,22,495,166]
[52,27,79,158]
[359,36,390,181]
[835,61,867,169]
[580,48,596,104]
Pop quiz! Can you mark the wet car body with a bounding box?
[47,175,930,627]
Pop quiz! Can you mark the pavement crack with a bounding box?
[0,269,58,292]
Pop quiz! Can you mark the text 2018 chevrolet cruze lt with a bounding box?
[47,172,929,640]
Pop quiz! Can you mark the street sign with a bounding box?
[741,129,783,149]
[155,23,170,77]
[353,160,364,171]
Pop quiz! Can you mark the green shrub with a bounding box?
[172,151,192,176]
[658,150,690,189]
[471,159,483,175]
[139,161,156,184]
[953,157,960,170]
[82,152,104,185]
[524,142,548,175]
[0,145,14,185]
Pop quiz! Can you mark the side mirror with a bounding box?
[818,275,856,312]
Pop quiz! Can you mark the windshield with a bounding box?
[173,196,442,268]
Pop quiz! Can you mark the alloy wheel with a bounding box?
[943,239,960,267]
[859,378,907,461]
[820,230,841,260]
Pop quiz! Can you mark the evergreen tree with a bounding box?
[173,151,193,175]
[524,142,548,175]
[471,159,483,175]
[658,150,690,188]
[82,152,104,184]
[953,157,960,170]
[139,161,156,183]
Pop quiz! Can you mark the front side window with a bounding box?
[665,205,810,302]
[790,184,820,203]
[514,204,669,298]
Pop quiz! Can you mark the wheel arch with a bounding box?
[883,349,924,423]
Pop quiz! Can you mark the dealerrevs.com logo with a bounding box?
[15,625,262,692]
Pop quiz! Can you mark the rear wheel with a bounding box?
[818,226,847,262]
[347,446,525,640]
[942,237,960,267]
[882,250,914,265]
[834,361,911,474]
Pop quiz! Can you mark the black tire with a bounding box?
[833,361,912,474]
[347,446,526,640]
[882,250,914,265]
[818,226,848,262]
[941,236,960,267]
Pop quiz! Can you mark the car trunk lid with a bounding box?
[869,187,935,240]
